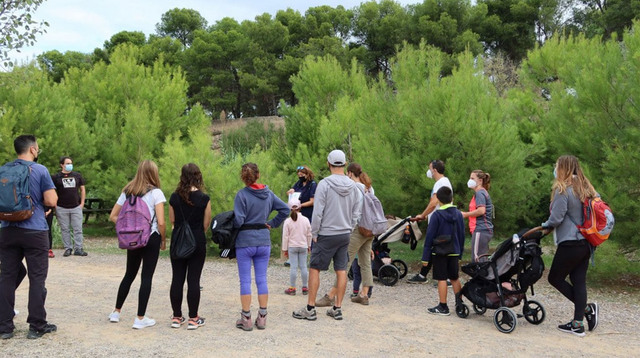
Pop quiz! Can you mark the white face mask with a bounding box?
[467,179,477,189]
[426,169,433,179]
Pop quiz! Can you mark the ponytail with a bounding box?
[290,210,298,222]
[347,162,372,190]
[472,170,491,191]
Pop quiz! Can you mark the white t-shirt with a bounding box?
[116,188,166,234]
[428,176,452,222]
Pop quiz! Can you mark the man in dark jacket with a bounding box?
[421,186,465,316]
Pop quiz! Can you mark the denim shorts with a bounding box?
[309,233,350,271]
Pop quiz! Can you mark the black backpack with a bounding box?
[210,210,268,259]
[211,211,238,259]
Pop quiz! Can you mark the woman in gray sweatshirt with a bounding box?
[541,155,599,337]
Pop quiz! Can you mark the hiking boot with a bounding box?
[284,287,296,295]
[187,317,205,330]
[171,316,186,328]
[316,294,335,307]
[407,274,427,284]
[351,295,369,306]
[427,304,450,316]
[63,249,72,257]
[585,302,599,332]
[255,313,267,330]
[326,307,343,320]
[557,321,585,337]
[48,249,55,258]
[74,249,88,256]
[302,287,309,295]
[292,306,317,321]
[236,313,253,331]
[109,310,120,323]
[132,316,156,329]
[0,331,14,340]
[27,323,57,339]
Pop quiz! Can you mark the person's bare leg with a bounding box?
[257,294,268,309]
[335,270,347,307]
[438,280,448,304]
[307,268,320,306]
[360,285,370,297]
[327,286,337,299]
[241,294,251,311]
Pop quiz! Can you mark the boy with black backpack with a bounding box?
[421,186,465,316]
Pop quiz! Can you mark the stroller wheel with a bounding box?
[473,304,487,315]
[456,303,469,318]
[391,260,408,279]
[523,300,546,325]
[493,307,517,334]
[378,264,400,286]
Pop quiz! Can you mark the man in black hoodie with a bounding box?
[421,187,465,316]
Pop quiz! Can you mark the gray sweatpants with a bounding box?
[471,230,493,263]
[56,205,84,250]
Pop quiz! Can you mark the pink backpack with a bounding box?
[116,194,153,250]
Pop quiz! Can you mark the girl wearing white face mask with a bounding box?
[461,170,493,262]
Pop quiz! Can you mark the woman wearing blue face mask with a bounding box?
[461,170,493,262]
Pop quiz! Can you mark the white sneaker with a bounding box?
[132,316,156,329]
[109,311,120,323]
[14,309,19,316]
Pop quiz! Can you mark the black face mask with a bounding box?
[33,155,39,163]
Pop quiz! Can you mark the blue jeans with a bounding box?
[236,246,270,295]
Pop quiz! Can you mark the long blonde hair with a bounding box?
[551,155,597,202]
[123,160,161,196]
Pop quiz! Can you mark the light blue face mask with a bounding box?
[65,164,73,172]
[553,167,557,178]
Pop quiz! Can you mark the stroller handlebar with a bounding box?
[520,226,552,240]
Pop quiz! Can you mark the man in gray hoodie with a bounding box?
[292,150,362,321]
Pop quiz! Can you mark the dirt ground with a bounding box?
[2,238,639,358]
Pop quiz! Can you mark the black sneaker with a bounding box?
[63,249,72,257]
[585,302,599,331]
[74,249,88,256]
[427,304,450,316]
[557,321,585,337]
[27,324,57,339]
[0,331,14,340]
[407,274,427,284]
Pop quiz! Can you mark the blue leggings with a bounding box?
[236,246,270,296]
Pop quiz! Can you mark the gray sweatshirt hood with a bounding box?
[323,174,356,196]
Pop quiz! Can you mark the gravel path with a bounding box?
[2,238,639,357]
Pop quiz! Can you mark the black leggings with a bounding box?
[548,240,591,321]
[170,239,206,318]
[115,232,161,317]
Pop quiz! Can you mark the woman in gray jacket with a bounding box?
[542,155,599,337]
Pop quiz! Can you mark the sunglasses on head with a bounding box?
[297,166,305,171]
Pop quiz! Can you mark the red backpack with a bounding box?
[577,197,614,247]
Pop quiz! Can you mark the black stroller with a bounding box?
[348,217,421,286]
[456,227,549,333]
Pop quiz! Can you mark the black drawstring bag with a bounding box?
[170,204,196,260]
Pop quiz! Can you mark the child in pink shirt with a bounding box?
[282,199,312,295]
